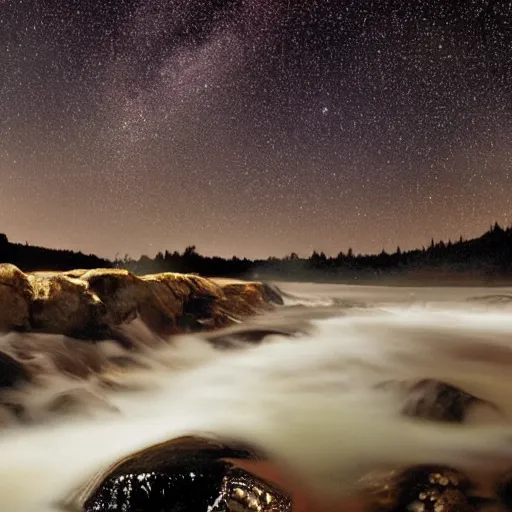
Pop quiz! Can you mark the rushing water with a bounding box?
[3,282,512,512]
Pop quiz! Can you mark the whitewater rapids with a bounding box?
[3,282,512,511]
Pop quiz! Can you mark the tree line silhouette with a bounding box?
[0,234,111,272]
[1,223,512,283]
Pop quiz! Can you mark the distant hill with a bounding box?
[2,223,512,284]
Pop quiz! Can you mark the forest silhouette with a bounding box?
[1,223,512,284]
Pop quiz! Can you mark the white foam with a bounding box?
[3,285,512,510]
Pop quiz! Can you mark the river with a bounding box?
[2,282,512,512]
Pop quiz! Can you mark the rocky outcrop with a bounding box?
[0,264,32,331]
[28,272,110,340]
[0,264,282,341]
[0,265,284,423]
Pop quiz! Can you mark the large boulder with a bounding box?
[0,264,32,331]
[142,273,226,332]
[28,273,109,340]
[81,269,190,335]
[215,281,277,318]
[81,270,242,336]
[81,269,155,327]
[0,266,283,341]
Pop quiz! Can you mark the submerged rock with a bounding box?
[402,380,485,423]
[0,351,31,387]
[363,465,477,512]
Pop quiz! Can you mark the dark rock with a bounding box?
[402,380,486,423]
[365,466,475,512]
[82,437,289,512]
[0,351,30,387]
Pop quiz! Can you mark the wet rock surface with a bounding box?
[364,466,478,512]
[0,263,32,331]
[364,381,501,512]
[402,380,486,423]
[82,439,290,512]
[0,264,278,341]
[28,272,109,340]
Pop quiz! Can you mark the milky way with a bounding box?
[0,0,511,259]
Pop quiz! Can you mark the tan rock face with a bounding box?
[80,269,224,336]
[81,269,154,327]
[0,264,280,341]
[0,264,32,331]
[140,273,194,334]
[216,282,279,321]
[28,273,109,340]
[0,265,282,425]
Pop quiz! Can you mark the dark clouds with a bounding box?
[0,0,511,258]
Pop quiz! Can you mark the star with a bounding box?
[0,0,510,259]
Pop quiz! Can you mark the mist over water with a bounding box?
[3,282,512,512]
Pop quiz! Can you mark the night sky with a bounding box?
[1,0,511,259]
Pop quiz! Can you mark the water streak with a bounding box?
[2,283,512,511]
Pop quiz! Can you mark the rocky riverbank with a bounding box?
[0,264,284,340]
[0,265,285,421]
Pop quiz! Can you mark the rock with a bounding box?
[0,351,31,387]
[71,437,277,512]
[215,282,276,322]
[0,265,281,342]
[363,466,476,512]
[261,282,285,305]
[496,472,512,511]
[141,273,215,334]
[206,327,295,348]
[0,264,32,331]
[0,268,284,416]
[81,270,224,337]
[402,380,487,423]
[81,269,152,326]
[28,272,109,340]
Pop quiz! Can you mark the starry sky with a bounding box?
[1,0,511,259]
